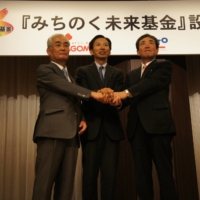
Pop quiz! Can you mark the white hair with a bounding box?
[47,33,70,48]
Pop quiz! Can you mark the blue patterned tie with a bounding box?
[99,66,104,83]
[62,68,70,82]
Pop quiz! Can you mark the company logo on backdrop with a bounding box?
[66,33,89,52]
[0,8,14,37]
[158,37,168,52]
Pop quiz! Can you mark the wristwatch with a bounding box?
[124,89,132,98]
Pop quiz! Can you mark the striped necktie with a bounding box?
[99,66,104,83]
[62,68,70,82]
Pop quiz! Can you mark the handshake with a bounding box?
[90,87,128,107]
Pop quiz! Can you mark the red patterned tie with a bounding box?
[141,64,146,76]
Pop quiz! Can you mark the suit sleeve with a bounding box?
[127,61,172,99]
[37,64,91,100]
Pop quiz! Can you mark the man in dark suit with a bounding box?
[113,34,178,200]
[75,35,124,200]
[32,33,106,200]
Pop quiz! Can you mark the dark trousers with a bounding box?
[32,137,78,200]
[130,119,178,200]
[81,126,119,200]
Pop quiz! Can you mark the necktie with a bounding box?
[62,68,70,82]
[99,66,104,83]
[141,64,146,76]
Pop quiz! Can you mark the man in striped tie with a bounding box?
[32,33,108,200]
[76,35,124,200]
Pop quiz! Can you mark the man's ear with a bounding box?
[156,48,159,54]
[137,50,140,56]
[89,49,94,56]
[46,48,50,56]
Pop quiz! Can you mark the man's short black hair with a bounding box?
[135,34,159,50]
[89,35,112,50]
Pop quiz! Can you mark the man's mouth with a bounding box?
[99,51,106,55]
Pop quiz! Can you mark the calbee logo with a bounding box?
[0,8,14,37]
[158,37,168,49]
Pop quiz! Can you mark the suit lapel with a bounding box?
[69,75,74,83]
[50,62,66,78]
[50,62,78,103]
[141,60,157,79]
[132,67,141,84]
[89,62,104,87]
[50,62,74,82]
[104,64,113,86]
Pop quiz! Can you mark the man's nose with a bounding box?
[100,46,105,49]
[60,45,66,50]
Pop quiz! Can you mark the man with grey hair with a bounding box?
[32,33,106,200]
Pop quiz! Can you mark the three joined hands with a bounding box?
[91,88,125,107]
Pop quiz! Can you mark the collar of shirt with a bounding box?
[141,59,155,69]
[51,61,69,74]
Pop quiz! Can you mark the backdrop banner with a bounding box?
[0,1,200,55]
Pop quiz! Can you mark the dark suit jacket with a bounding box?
[33,62,91,142]
[123,60,176,139]
[76,62,124,141]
